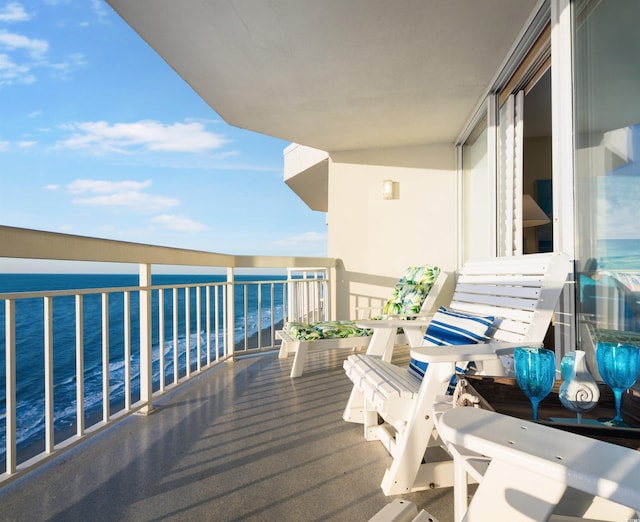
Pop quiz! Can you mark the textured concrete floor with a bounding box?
[0,347,454,522]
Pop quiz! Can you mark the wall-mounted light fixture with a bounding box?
[382,179,396,200]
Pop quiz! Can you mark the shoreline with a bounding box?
[234,319,284,351]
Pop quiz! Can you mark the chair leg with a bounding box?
[290,341,309,377]
[380,362,455,495]
[464,460,564,521]
[366,327,397,361]
[342,385,378,424]
[453,453,469,522]
[278,340,295,358]
[363,398,381,441]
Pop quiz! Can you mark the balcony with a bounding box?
[0,225,455,520]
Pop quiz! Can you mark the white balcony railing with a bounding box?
[0,225,334,485]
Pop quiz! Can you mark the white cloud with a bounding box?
[0,30,48,85]
[90,0,109,22]
[0,140,9,150]
[74,191,179,212]
[0,3,30,23]
[48,52,87,79]
[67,178,152,194]
[0,52,34,85]
[18,140,35,147]
[57,120,229,154]
[66,178,179,213]
[0,31,48,58]
[151,214,209,232]
[44,184,60,190]
[0,19,85,85]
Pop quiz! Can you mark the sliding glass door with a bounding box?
[573,0,640,353]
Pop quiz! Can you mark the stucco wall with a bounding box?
[326,144,457,318]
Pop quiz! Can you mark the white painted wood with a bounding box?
[185,286,191,378]
[196,286,202,372]
[438,408,640,520]
[102,292,110,422]
[158,288,165,392]
[368,499,418,522]
[4,300,16,475]
[139,264,153,413]
[75,295,85,437]
[342,252,571,496]
[124,291,131,411]
[44,296,54,454]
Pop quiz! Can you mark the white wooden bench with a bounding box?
[342,252,572,496]
[277,270,447,378]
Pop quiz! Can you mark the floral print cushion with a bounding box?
[311,320,371,339]
[284,322,323,340]
[284,320,371,340]
[382,265,440,316]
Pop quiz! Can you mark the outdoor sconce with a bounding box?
[382,179,397,200]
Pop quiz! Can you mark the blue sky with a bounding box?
[0,0,327,269]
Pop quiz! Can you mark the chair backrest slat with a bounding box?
[456,274,544,286]
[451,292,540,311]
[450,252,571,345]
[454,284,542,300]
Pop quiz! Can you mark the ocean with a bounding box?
[0,273,287,463]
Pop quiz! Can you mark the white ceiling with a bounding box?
[106,0,540,152]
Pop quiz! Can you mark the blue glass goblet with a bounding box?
[596,342,640,426]
[514,347,556,421]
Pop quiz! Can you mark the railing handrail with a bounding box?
[0,225,335,269]
[0,278,302,301]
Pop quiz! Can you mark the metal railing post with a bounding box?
[226,267,235,358]
[139,263,153,414]
[5,299,16,475]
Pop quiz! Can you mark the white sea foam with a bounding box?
[0,303,284,458]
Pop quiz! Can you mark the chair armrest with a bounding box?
[410,341,541,363]
[384,312,435,320]
[356,313,434,329]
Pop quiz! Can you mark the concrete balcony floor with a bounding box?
[0,347,453,521]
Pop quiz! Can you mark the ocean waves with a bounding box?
[0,274,286,463]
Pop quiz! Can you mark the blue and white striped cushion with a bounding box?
[408,307,494,388]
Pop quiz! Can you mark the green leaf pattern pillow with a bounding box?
[382,265,440,316]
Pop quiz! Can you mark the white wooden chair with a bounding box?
[342,252,572,496]
[277,266,447,377]
[436,407,639,521]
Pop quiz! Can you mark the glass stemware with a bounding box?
[596,342,640,426]
[514,347,556,421]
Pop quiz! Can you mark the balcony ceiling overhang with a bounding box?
[106,0,539,152]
